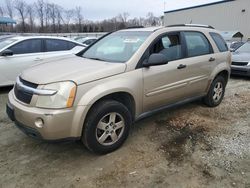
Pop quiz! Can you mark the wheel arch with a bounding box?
[86,91,136,122]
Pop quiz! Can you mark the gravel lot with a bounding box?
[0,77,249,188]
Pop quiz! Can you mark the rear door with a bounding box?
[181,31,215,96]
[0,39,44,85]
[43,39,77,58]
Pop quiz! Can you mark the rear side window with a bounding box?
[45,39,76,52]
[8,39,42,55]
[210,32,228,52]
[183,32,212,58]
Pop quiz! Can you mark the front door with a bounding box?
[0,39,44,85]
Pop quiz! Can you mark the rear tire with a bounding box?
[82,100,132,154]
[203,76,226,107]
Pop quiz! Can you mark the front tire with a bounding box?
[82,100,132,154]
[203,76,226,107]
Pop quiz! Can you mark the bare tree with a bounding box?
[75,6,83,32]
[5,0,14,18]
[63,9,74,32]
[36,0,45,32]
[15,0,27,32]
[47,3,60,32]
[146,12,160,26]
[1,0,162,33]
[44,2,50,29]
[118,12,130,23]
[56,5,63,32]
[0,5,4,16]
[27,4,34,31]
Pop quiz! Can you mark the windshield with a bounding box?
[0,38,18,50]
[236,42,250,53]
[82,31,151,63]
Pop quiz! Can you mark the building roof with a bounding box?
[0,17,16,24]
[164,0,235,14]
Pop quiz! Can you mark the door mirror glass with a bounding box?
[0,49,13,56]
[143,53,168,67]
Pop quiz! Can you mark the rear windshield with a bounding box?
[82,31,151,63]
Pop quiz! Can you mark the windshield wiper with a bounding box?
[83,56,106,62]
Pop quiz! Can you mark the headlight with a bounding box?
[36,81,77,109]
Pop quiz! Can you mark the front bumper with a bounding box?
[6,90,87,141]
[231,65,250,77]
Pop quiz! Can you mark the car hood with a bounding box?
[21,55,126,85]
[232,52,250,62]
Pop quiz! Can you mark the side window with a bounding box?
[210,32,228,52]
[45,39,73,52]
[68,42,77,50]
[184,32,212,58]
[8,39,42,55]
[150,33,183,62]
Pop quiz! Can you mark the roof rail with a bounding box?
[126,26,144,29]
[167,24,215,29]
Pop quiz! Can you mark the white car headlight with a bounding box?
[36,81,77,109]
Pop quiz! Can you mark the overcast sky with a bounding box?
[2,0,223,20]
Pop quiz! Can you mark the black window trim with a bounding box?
[44,38,78,52]
[181,30,214,58]
[136,30,214,69]
[136,31,186,69]
[209,32,229,52]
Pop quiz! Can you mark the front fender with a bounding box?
[75,70,143,116]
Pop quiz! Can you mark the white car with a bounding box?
[74,36,98,47]
[0,36,85,87]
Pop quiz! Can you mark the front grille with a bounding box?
[14,78,38,104]
[231,69,248,75]
[232,61,248,66]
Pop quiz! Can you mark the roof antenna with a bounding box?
[190,20,193,24]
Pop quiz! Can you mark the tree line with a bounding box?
[0,0,162,33]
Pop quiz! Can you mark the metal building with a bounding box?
[164,0,250,40]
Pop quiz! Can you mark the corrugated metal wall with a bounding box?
[164,0,250,39]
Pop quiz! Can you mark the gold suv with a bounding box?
[7,25,231,154]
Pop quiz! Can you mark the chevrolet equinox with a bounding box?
[7,25,231,154]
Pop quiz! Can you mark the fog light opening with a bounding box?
[35,118,44,129]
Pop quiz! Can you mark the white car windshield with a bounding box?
[82,31,151,63]
[236,42,250,53]
[0,38,18,50]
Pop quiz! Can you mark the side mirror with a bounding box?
[0,49,13,57]
[143,53,168,67]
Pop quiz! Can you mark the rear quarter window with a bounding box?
[210,32,228,52]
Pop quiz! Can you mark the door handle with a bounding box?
[209,57,216,62]
[34,58,43,61]
[177,64,187,69]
